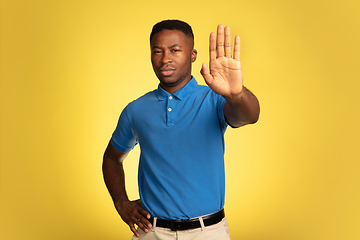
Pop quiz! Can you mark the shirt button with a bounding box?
[169,96,173,100]
[168,108,172,112]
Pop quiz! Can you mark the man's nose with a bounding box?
[161,51,172,64]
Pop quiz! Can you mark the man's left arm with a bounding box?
[200,25,260,127]
[223,86,260,127]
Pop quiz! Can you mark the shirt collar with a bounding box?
[156,76,198,101]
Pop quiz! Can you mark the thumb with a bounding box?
[200,63,213,85]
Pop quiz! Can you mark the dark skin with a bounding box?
[103,25,260,237]
[150,29,197,94]
[103,144,151,237]
[201,25,260,127]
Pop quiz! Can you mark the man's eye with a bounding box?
[153,50,162,54]
[171,49,180,52]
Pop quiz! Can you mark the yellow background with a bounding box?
[1,0,359,239]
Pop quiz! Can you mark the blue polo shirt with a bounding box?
[111,77,229,220]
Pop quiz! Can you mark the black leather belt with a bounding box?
[150,209,225,231]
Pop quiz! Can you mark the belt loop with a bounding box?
[152,217,157,232]
[199,217,205,231]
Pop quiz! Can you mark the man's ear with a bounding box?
[191,49,197,63]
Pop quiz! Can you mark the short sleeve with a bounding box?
[111,105,138,152]
[216,94,240,129]
[215,94,228,132]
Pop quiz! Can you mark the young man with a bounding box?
[103,20,260,240]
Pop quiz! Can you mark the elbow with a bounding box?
[238,108,260,127]
[250,112,260,124]
[239,116,259,127]
[249,102,260,124]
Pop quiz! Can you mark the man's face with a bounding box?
[150,30,197,93]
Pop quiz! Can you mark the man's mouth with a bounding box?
[160,68,175,77]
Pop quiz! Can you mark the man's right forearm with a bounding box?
[102,156,129,205]
[102,143,152,236]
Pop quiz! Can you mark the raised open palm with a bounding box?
[201,25,243,97]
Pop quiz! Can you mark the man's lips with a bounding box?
[159,68,175,77]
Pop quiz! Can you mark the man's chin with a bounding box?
[157,73,190,90]
[159,79,179,88]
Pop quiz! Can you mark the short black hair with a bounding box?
[150,20,194,42]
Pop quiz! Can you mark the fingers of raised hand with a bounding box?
[209,32,216,61]
[213,24,240,61]
[224,26,232,58]
[200,63,213,85]
[216,25,224,58]
[234,35,240,61]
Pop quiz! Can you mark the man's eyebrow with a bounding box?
[169,44,181,48]
[151,44,181,49]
